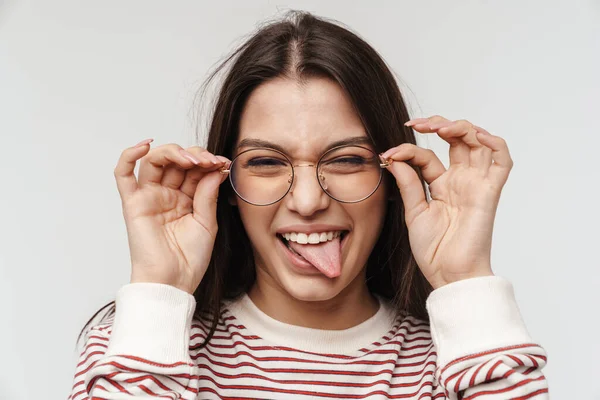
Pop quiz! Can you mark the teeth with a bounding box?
[280,230,345,244]
[297,233,308,244]
[308,233,320,244]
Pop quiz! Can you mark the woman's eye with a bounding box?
[247,157,286,167]
[331,156,367,165]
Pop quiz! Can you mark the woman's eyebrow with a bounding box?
[327,136,373,149]
[236,138,287,153]
[236,136,373,153]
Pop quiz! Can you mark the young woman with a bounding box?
[69,11,549,399]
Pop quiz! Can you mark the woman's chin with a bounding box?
[278,275,343,302]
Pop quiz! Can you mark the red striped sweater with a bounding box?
[69,276,549,399]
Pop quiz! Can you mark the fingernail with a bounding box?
[179,149,200,164]
[404,121,415,127]
[134,138,153,148]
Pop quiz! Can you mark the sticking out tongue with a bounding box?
[287,236,342,278]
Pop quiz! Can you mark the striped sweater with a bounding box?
[69,276,549,399]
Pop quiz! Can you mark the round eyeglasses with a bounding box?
[219,145,393,206]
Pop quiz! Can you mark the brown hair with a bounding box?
[78,10,432,348]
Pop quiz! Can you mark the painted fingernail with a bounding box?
[134,138,153,148]
[404,121,415,126]
[179,149,200,164]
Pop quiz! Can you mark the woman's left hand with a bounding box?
[380,115,513,290]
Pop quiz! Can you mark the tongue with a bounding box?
[288,236,342,278]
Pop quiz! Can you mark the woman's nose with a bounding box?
[284,165,330,216]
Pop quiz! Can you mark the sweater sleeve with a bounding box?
[68,283,200,399]
[426,275,549,399]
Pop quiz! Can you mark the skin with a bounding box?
[234,76,386,329]
[115,77,513,331]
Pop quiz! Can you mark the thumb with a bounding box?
[192,169,228,229]
[386,161,428,216]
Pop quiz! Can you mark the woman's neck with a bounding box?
[248,270,379,330]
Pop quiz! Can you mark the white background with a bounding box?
[1,1,598,399]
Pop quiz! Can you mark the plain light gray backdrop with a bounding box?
[1,1,598,399]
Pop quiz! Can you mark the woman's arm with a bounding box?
[427,276,549,399]
[68,141,227,398]
[69,283,199,399]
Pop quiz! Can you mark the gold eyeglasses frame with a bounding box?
[218,144,394,206]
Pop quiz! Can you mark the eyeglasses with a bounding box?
[220,144,392,206]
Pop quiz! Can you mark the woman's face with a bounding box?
[233,76,388,302]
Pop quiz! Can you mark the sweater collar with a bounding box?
[224,293,397,355]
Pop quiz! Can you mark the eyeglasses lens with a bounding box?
[318,145,382,203]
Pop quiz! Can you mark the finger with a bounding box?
[405,117,430,127]
[179,158,225,198]
[437,119,481,148]
[385,159,428,223]
[410,115,451,131]
[191,169,229,233]
[406,116,470,165]
[161,150,217,189]
[475,130,514,186]
[410,121,453,133]
[380,143,446,185]
[469,124,493,170]
[405,115,448,127]
[426,120,454,131]
[420,120,474,166]
[215,155,231,164]
[179,153,231,198]
[179,167,207,198]
[185,147,223,166]
[160,164,187,189]
[114,138,153,199]
[437,121,493,169]
[138,144,199,186]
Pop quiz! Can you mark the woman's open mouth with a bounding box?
[276,230,349,277]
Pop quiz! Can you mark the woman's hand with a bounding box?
[381,116,513,290]
[113,139,230,295]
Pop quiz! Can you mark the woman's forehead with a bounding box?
[237,76,368,156]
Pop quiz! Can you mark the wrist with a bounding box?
[432,268,494,290]
[130,273,197,295]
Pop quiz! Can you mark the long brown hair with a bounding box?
[78,10,432,348]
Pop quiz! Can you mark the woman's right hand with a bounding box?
[114,139,230,295]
